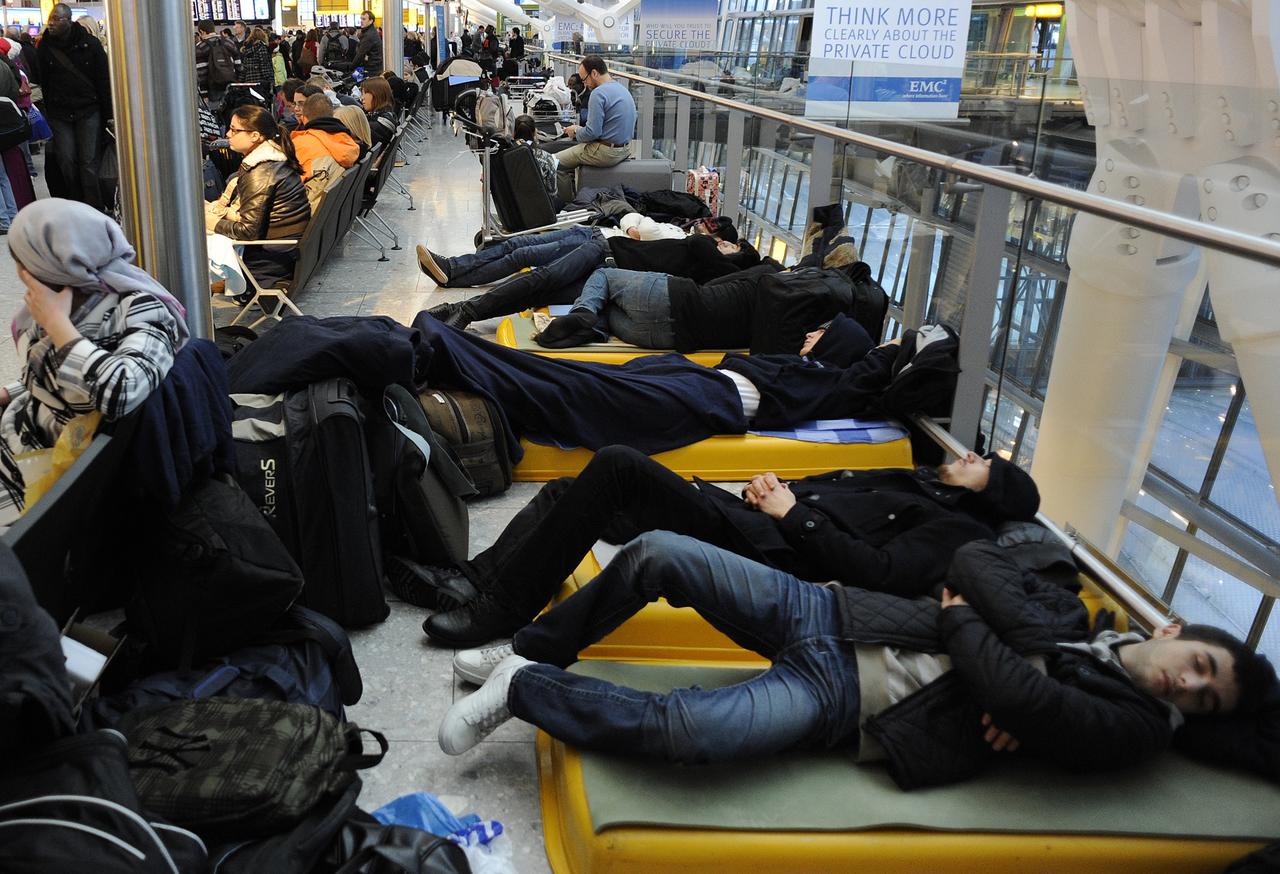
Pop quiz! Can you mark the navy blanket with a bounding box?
[412,313,748,461]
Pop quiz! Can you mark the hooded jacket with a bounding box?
[667,263,862,355]
[36,21,111,119]
[835,540,1174,790]
[606,233,758,284]
[291,116,362,180]
[715,323,959,430]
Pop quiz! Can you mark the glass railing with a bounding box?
[536,51,1280,656]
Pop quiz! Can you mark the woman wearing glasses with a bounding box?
[208,105,311,291]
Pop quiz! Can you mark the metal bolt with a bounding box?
[1208,206,1218,220]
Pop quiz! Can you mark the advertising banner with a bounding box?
[638,0,716,50]
[554,15,595,46]
[806,0,972,120]
[434,4,447,57]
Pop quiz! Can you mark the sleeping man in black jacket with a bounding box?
[412,435,1036,646]
[437,533,1277,791]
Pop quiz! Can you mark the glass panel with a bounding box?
[1117,491,1189,596]
[1209,398,1280,543]
[1170,532,1264,644]
[1148,360,1237,492]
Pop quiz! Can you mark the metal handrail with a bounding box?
[545,52,1280,268]
[912,414,1173,631]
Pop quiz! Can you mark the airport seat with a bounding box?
[577,158,674,194]
[537,661,1278,874]
[513,432,913,482]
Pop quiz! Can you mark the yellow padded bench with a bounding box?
[513,433,914,482]
[537,664,1276,874]
[495,311,736,366]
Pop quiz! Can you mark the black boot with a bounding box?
[535,310,600,348]
[424,300,478,330]
[422,591,524,648]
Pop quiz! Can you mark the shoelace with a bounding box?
[477,645,513,666]
[463,704,508,735]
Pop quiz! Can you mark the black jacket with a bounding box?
[699,467,997,597]
[368,108,397,150]
[607,234,753,284]
[215,149,311,242]
[668,265,856,355]
[36,22,112,120]
[352,24,384,73]
[717,324,959,429]
[835,540,1172,790]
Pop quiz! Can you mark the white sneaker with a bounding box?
[438,654,534,755]
[453,641,515,685]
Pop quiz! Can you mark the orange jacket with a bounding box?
[290,124,360,181]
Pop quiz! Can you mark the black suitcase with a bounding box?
[231,379,390,627]
[491,140,556,231]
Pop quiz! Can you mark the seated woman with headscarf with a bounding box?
[0,199,189,524]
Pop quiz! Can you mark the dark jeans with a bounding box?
[464,445,773,624]
[445,224,598,286]
[575,268,675,347]
[508,532,862,764]
[47,110,104,211]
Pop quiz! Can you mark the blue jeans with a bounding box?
[575,268,674,347]
[47,109,104,211]
[445,225,598,286]
[0,160,16,227]
[508,532,861,764]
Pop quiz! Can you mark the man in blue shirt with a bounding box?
[555,55,636,201]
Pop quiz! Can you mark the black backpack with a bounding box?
[208,37,239,87]
[848,263,890,342]
[0,730,208,873]
[231,379,390,628]
[129,475,306,670]
[119,698,387,841]
[373,384,475,568]
[418,388,513,497]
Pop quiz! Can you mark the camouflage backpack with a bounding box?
[120,698,386,839]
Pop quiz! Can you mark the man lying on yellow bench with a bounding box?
[409,444,1040,649]
[438,533,1276,790]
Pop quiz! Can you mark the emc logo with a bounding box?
[908,80,949,93]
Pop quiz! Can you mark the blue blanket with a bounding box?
[751,417,909,444]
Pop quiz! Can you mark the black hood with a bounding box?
[301,116,353,136]
[808,312,873,368]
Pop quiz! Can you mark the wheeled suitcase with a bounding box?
[488,139,556,231]
[231,379,390,627]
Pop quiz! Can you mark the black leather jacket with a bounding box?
[834,540,1173,790]
[215,148,311,243]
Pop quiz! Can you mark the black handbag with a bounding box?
[328,812,472,874]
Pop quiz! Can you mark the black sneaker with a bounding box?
[386,554,479,611]
[416,244,451,285]
[535,310,600,348]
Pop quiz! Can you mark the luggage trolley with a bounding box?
[451,113,593,250]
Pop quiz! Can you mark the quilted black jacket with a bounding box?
[838,540,1172,790]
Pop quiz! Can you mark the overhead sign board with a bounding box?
[806,0,972,119]
[638,0,716,49]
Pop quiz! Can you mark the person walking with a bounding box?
[37,3,111,211]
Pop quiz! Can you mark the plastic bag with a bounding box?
[21,411,103,511]
[451,821,515,874]
[371,791,480,837]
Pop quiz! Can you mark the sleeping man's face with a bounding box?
[799,328,826,357]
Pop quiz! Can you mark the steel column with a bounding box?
[901,186,938,329]
[949,184,1014,448]
[805,134,836,217]
[104,0,211,338]
[722,109,745,220]
[639,85,654,159]
[384,0,405,75]
[674,93,691,174]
